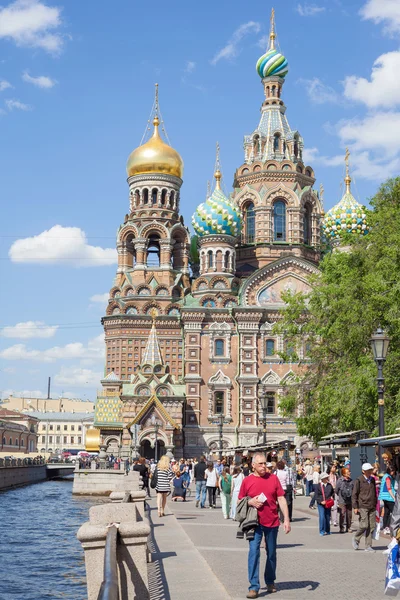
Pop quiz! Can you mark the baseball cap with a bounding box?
[362,462,373,471]
[266,462,273,468]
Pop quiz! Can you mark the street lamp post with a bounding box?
[259,387,268,446]
[151,415,161,463]
[370,326,390,471]
[217,414,224,460]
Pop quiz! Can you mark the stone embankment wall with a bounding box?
[0,465,47,490]
[73,463,126,496]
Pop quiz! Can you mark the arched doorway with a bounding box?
[140,439,166,460]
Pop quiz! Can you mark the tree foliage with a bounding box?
[275,178,400,442]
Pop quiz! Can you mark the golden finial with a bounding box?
[270,8,276,51]
[344,147,351,194]
[150,307,158,322]
[214,141,222,190]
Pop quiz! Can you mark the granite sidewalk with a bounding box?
[149,488,389,600]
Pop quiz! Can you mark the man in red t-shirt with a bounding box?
[238,452,291,597]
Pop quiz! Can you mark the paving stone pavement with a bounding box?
[150,486,390,600]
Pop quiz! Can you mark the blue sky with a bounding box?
[1,0,399,401]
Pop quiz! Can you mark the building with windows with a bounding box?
[25,412,94,455]
[92,13,352,459]
[0,409,39,455]
[1,395,95,414]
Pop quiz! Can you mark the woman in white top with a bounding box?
[309,465,321,509]
[276,461,288,490]
[205,461,219,508]
[230,466,245,519]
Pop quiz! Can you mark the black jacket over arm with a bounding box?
[315,482,334,505]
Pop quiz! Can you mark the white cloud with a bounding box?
[303,147,343,167]
[361,0,400,35]
[0,79,12,91]
[90,293,109,305]
[338,112,400,157]
[0,333,105,362]
[2,367,16,374]
[257,35,269,50]
[343,51,400,108]
[184,61,195,74]
[1,321,58,339]
[5,98,32,111]
[298,77,340,104]
[296,3,326,17]
[0,0,64,54]
[9,225,117,267]
[22,71,56,88]
[211,21,261,65]
[54,366,102,388]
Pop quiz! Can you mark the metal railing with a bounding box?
[97,492,131,600]
[0,457,45,468]
[76,461,125,471]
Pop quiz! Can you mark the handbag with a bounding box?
[321,483,334,509]
[150,467,158,489]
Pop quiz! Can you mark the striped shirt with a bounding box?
[155,468,174,492]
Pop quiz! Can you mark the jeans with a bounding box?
[220,491,231,518]
[309,484,317,508]
[354,508,376,548]
[383,500,395,529]
[306,479,313,496]
[338,503,352,532]
[317,504,331,534]
[195,480,207,507]
[248,525,279,591]
[207,486,217,507]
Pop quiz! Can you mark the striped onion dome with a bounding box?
[192,171,241,237]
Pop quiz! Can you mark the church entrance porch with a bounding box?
[140,439,166,460]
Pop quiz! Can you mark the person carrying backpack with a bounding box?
[335,467,354,533]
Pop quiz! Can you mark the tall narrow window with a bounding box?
[143,188,149,204]
[208,250,213,269]
[266,339,275,356]
[147,235,160,267]
[244,202,255,244]
[266,391,275,414]
[215,339,225,357]
[224,252,229,270]
[273,201,286,241]
[303,204,311,245]
[161,189,167,205]
[273,134,280,153]
[214,391,224,414]
[151,188,158,204]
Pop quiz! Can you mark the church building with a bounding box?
[92,13,367,459]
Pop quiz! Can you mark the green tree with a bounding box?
[275,178,400,442]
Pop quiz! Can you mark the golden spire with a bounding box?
[214,141,221,190]
[344,147,351,194]
[269,8,276,51]
[154,83,159,117]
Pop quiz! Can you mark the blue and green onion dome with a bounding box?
[256,48,289,79]
[192,173,241,237]
[322,191,369,240]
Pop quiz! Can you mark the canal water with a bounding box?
[0,478,102,599]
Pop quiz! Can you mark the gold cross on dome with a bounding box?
[150,308,158,321]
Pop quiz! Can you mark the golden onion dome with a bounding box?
[126,116,184,179]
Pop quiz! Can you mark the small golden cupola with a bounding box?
[126,85,184,179]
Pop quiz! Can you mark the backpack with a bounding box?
[341,479,352,501]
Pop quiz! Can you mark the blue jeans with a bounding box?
[195,480,206,507]
[306,479,313,496]
[248,525,279,591]
[317,504,331,534]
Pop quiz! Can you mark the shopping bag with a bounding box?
[385,541,400,596]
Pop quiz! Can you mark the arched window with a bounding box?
[294,139,299,159]
[284,340,295,359]
[143,188,149,204]
[208,250,213,269]
[9,438,12,446]
[273,134,280,152]
[146,235,160,267]
[271,85,276,97]
[224,252,229,270]
[265,391,275,414]
[253,135,259,155]
[303,204,311,245]
[2,437,5,445]
[170,191,175,209]
[215,339,225,357]
[151,188,158,205]
[266,339,275,356]
[161,189,167,205]
[244,202,255,244]
[214,391,224,414]
[134,190,140,206]
[273,200,286,241]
